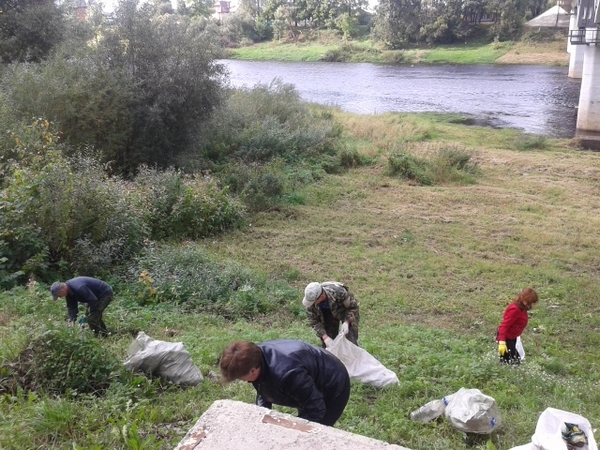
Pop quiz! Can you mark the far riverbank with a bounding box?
[226,35,569,66]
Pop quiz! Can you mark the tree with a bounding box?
[0,0,66,63]
[3,0,227,174]
[372,0,421,48]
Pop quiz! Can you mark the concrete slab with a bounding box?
[174,399,412,450]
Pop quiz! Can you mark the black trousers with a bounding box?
[500,338,520,364]
[319,309,358,348]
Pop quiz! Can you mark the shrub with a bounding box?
[220,162,286,212]
[19,328,120,396]
[428,144,479,184]
[386,152,432,185]
[386,144,479,186]
[515,134,548,150]
[0,127,148,283]
[128,243,293,319]
[133,166,245,239]
[198,81,339,165]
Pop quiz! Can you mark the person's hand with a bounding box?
[342,321,349,335]
[324,337,334,347]
[498,341,507,356]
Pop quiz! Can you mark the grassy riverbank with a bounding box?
[227,31,569,66]
[2,111,600,450]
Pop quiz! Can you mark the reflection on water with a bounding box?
[221,60,581,138]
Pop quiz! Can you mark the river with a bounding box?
[221,60,581,138]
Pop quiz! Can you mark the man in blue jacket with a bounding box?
[51,277,114,337]
[219,339,350,426]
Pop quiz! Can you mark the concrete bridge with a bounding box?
[566,0,600,134]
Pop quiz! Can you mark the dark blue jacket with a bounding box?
[253,340,349,423]
[65,277,113,321]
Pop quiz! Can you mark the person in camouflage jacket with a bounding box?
[302,281,360,348]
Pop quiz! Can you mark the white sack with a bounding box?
[444,387,502,434]
[326,334,399,388]
[124,332,203,386]
[516,336,525,360]
[530,407,597,450]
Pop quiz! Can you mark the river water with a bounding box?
[221,60,582,138]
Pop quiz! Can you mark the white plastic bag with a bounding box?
[444,388,502,434]
[530,407,597,450]
[123,332,204,386]
[326,334,399,388]
[516,336,525,360]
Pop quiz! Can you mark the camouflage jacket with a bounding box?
[306,282,360,338]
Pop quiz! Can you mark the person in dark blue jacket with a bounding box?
[51,277,114,337]
[219,339,350,426]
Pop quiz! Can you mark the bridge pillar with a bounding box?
[568,10,585,78]
[576,43,600,131]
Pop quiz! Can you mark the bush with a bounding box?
[386,144,478,186]
[198,80,339,165]
[0,126,148,284]
[129,243,293,319]
[19,328,120,396]
[133,166,245,240]
[220,162,286,212]
[386,152,432,185]
[428,144,479,184]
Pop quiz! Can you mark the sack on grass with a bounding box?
[326,334,399,388]
[508,407,598,450]
[444,388,502,434]
[124,332,203,386]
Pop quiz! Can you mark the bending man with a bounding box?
[51,276,114,337]
[219,339,350,426]
[302,281,359,348]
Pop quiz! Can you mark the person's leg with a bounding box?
[344,323,359,346]
[320,309,339,348]
[320,369,351,426]
[506,339,520,364]
[86,294,113,336]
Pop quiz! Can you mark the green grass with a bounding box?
[227,38,560,65]
[228,42,339,62]
[420,42,512,64]
[2,112,600,450]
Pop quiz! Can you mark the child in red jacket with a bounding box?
[497,287,539,364]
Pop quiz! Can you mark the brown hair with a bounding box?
[514,287,538,309]
[219,340,262,383]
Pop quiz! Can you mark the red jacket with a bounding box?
[497,303,528,341]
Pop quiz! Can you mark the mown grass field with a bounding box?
[2,112,600,450]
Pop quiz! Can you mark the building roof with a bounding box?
[526,5,570,27]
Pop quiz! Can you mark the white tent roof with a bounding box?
[526,5,570,27]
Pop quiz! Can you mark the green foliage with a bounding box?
[0,0,67,63]
[133,166,245,240]
[128,243,294,318]
[23,328,120,396]
[387,152,432,185]
[199,80,340,166]
[387,144,478,185]
[0,137,149,283]
[2,2,226,174]
[515,134,548,150]
[220,162,287,212]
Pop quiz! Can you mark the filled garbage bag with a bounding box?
[326,334,399,388]
[511,407,598,450]
[444,388,502,434]
[124,332,203,386]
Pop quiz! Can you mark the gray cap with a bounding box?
[302,282,322,308]
[50,282,65,301]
